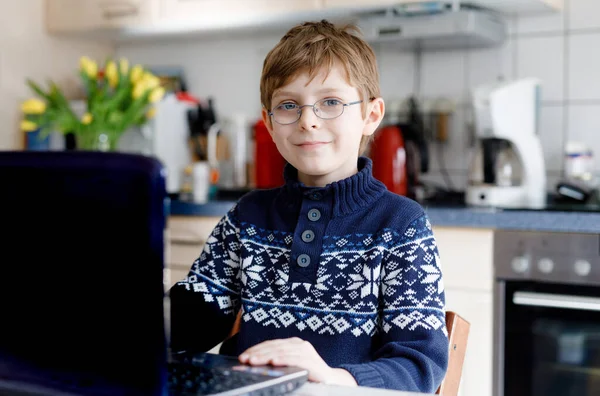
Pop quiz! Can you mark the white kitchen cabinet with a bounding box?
[432,226,494,396]
[158,0,323,27]
[445,288,493,396]
[46,0,159,33]
[165,215,221,290]
[433,226,494,292]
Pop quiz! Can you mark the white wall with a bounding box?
[0,0,113,149]
[418,0,600,192]
[116,0,600,192]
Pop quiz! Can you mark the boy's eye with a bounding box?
[277,103,298,111]
[321,99,342,107]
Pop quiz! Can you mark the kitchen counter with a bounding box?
[168,198,600,234]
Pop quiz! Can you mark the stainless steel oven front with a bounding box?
[494,230,600,396]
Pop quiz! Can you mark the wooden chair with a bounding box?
[226,310,470,396]
[436,311,470,396]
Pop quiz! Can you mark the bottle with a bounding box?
[179,165,194,202]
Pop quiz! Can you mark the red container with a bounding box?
[254,119,286,189]
[370,125,408,197]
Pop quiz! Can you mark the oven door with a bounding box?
[498,281,600,396]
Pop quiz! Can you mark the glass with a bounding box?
[268,98,362,125]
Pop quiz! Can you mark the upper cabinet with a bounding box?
[161,0,323,22]
[45,0,564,38]
[46,0,160,34]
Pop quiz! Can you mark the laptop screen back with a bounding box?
[0,151,168,396]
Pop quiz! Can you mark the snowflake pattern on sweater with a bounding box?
[180,210,446,338]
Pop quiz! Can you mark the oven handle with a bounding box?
[513,291,600,312]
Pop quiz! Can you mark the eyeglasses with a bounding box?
[268,99,363,125]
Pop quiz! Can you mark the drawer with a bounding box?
[167,216,221,245]
[432,226,494,292]
[164,266,191,291]
[170,242,204,266]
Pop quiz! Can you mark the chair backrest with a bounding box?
[225,310,470,395]
[436,311,471,396]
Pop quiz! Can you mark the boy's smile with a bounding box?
[262,62,384,188]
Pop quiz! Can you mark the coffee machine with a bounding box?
[466,78,546,209]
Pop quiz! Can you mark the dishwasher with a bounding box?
[493,230,600,396]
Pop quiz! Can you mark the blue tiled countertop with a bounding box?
[423,206,600,234]
[168,199,600,234]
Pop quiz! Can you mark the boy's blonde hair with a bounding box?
[260,19,381,154]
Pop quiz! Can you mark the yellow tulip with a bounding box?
[119,58,129,75]
[130,65,144,84]
[21,98,46,114]
[20,120,38,131]
[79,56,98,79]
[105,60,118,88]
[143,73,160,89]
[148,87,165,103]
[132,81,148,99]
[146,107,157,119]
[81,112,93,125]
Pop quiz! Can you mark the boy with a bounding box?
[170,20,449,393]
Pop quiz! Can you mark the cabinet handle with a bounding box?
[170,234,206,245]
[99,1,139,19]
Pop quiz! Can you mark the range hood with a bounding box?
[357,8,507,51]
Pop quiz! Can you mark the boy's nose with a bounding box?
[298,106,319,130]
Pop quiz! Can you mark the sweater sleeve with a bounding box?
[340,213,449,393]
[169,204,242,353]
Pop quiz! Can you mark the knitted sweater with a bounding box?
[169,157,449,393]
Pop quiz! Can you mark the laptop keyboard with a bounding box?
[167,360,268,395]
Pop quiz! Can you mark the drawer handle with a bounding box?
[99,1,139,19]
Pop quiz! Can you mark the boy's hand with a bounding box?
[238,337,357,386]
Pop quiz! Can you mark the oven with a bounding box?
[494,230,600,396]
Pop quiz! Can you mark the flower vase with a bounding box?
[77,131,120,152]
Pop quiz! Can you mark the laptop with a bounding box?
[0,151,308,396]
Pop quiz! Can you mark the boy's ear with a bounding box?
[363,97,385,137]
[261,108,274,135]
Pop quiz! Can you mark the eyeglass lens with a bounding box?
[272,99,345,124]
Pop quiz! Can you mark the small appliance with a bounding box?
[371,97,429,200]
[466,78,546,209]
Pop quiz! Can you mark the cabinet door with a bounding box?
[445,288,493,396]
[165,216,221,289]
[323,0,422,9]
[46,0,157,33]
[433,227,494,292]
[160,0,322,23]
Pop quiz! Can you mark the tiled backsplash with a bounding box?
[117,0,600,192]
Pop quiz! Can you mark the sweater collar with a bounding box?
[282,156,387,217]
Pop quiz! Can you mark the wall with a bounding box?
[417,0,600,192]
[0,0,113,149]
[116,0,599,192]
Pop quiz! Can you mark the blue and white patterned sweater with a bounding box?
[169,157,448,393]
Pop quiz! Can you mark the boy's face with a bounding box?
[262,62,384,187]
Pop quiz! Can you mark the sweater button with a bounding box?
[301,230,315,243]
[307,208,321,221]
[297,254,311,267]
[309,192,322,200]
